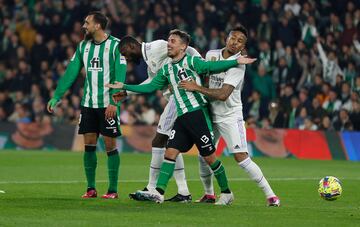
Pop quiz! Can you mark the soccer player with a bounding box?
[179,25,280,206]
[113,36,201,202]
[106,29,256,205]
[47,11,126,199]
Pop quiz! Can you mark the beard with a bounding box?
[82,28,93,40]
[84,33,93,40]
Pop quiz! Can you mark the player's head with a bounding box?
[82,11,108,40]
[119,36,142,64]
[225,25,248,55]
[167,29,190,58]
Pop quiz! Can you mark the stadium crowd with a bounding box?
[0,0,359,131]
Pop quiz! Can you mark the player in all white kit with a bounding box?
[113,36,201,202]
[179,26,280,206]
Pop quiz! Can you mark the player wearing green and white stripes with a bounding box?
[106,29,256,204]
[47,11,126,199]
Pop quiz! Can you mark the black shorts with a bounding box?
[167,108,215,157]
[78,106,121,138]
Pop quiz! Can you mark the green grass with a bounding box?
[0,151,359,226]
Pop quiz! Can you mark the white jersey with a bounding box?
[206,48,245,123]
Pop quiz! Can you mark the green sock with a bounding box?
[210,160,230,193]
[156,158,176,194]
[107,149,120,193]
[84,145,97,189]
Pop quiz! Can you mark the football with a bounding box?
[318,176,342,200]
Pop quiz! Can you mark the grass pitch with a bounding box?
[0,150,359,226]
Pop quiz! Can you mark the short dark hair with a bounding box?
[169,29,191,45]
[119,35,140,50]
[88,11,108,30]
[230,25,248,39]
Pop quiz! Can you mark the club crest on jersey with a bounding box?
[88,57,103,72]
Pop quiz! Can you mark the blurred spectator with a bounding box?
[0,0,358,133]
[333,109,354,131]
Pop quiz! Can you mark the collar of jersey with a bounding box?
[171,54,187,64]
[92,34,110,45]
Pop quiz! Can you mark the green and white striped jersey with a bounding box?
[53,35,126,108]
[124,54,238,116]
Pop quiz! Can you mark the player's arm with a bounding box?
[190,56,255,75]
[180,81,234,101]
[111,50,127,105]
[180,67,243,101]
[106,68,168,94]
[47,45,82,113]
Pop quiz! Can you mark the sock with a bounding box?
[198,155,214,195]
[173,153,190,195]
[84,145,97,189]
[147,147,165,190]
[239,157,275,198]
[210,160,230,193]
[156,158,175,194]
[107,149,120,193]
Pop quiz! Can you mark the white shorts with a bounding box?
[213,118,248,153]
[157,95,177,136]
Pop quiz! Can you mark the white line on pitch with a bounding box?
[0,177,359,184]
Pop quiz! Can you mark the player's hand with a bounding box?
[105,82,124,89]
[105,104,117,120]
[179,80,199,92]
[47,98,60,113]
[237,56,257,65]
[112,91,127,103]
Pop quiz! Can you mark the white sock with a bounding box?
[198,155,214,195]
[239,157,275,198]
[173,153,190,195]
[146,147,165,190]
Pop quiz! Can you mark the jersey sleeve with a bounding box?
[223,65,245,87]
[111,48,127,105]
[53,44,83,100]
[123,67,168,93]
[191,56,238,75]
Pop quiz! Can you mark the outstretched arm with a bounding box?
[106,68,168,94]
[191,56,256,75]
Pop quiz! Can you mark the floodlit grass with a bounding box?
[0,150,359,226]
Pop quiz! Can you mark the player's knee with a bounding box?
[164,148,179,160]
[234,152,249,162]
[84,133,98,145]
[202,153,217,165]
[152,133,168,148]
[103,136,117,151]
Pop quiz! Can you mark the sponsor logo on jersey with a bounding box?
[88,57,103,72]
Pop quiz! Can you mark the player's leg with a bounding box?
[135,117,192,203]
[190,109,233,205]
[196,127,219,203]
[99,108,121,199]
[155,96,190,198]
[218,119,280,206]
[146,132,167,191]
[78,107,99,198]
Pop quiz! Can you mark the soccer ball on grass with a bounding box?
[318,176,342,201]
